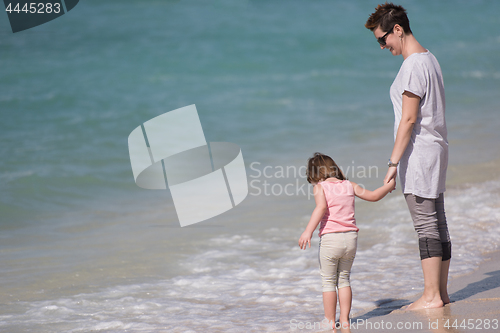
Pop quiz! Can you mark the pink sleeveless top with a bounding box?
[318,180,358,236]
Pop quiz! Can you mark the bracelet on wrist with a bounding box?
[388,159,399,167]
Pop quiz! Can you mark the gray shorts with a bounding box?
[318,231,357,292]
[405,193,451,261]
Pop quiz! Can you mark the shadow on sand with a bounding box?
[352,298,412,321]
[449,269,500,302]
[352,269,500,323]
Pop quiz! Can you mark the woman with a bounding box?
[365,3,451,310]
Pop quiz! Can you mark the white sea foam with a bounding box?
[2,180,499,332]
[0,170,34,183]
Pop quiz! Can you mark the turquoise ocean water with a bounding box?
[1,1,500,331]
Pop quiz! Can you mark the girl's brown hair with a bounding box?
[306,152,347,184]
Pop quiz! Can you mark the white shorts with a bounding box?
[318,231,357,292]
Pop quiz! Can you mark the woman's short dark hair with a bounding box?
[365,2,412,34]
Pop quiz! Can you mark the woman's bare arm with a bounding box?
[384,91,420,184]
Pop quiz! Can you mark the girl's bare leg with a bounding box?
[337,286,352,326]
[323,291,337,331]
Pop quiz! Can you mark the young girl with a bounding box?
[298,153,395,331]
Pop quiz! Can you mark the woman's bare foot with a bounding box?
[405,295,444,311]
[398,303,413,311]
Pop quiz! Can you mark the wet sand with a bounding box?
[349,250,500,332]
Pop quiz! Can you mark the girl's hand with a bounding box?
[298,183,325,250]
[298,232,312,250]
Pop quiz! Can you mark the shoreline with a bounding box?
[350,249,500,332]
[1,163,498,331]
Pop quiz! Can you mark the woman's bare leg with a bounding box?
[407,257,444,310]
[440,259,451,304]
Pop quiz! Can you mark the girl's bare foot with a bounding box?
[339,320,351,333]
[323,318,335,332]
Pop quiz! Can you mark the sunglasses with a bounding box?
[377,26,395,46]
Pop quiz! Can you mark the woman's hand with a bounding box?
[298,231,312,250]
[384,166,397,183]
[384,166,397,192]
[387,177,397,192]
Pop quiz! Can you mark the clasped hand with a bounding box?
[384,166,398,193]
